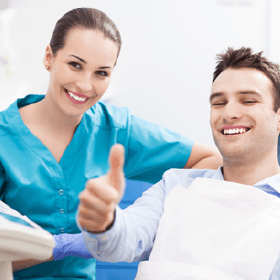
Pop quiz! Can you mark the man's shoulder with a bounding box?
[162,168,220,194]
[163,168,219,180]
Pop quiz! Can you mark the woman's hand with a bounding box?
[13,232,93,271]
[53,233,92,260]
[78,144,125,233]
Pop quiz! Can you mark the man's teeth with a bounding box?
[66,89,87,102]
[223,128,247,135]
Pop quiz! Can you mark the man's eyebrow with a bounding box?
[70,55,86,64]
[209,92,223,103]
[238,90,262,97]
[209,90,263,103]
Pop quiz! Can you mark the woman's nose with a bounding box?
[75,75,93,93]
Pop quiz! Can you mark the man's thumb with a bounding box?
[108,144,125,192]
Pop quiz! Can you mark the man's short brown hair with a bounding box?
[213,47,280,112]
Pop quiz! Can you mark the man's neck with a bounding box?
[222,153,280,186]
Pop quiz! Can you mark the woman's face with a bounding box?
[44,28,119,117]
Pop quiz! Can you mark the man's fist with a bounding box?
[78,144,125,233]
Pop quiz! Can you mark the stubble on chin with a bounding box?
[213,135,250,166]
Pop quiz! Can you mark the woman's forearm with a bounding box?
[184,142,222,170]
[12,255,54,272]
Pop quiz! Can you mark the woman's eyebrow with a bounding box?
[69,56,112,69]
[69,55,86,64]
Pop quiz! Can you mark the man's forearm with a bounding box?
[81,185,165,263]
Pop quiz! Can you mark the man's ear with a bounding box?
[277,107,280,132]
[43,45,53,71]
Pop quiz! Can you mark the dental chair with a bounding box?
[0,204,54,280]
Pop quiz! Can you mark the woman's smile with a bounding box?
[64,88,89,104]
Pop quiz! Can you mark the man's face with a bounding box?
[210,68,280,164]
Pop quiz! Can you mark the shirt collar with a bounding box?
[213,166,280,194]
[210,166,224,181]
[254,172,280,194]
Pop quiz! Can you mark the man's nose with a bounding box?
[222,102,243,121]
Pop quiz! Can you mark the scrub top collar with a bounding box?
[6,94,90,170]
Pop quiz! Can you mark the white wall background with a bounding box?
[0,0,274,145]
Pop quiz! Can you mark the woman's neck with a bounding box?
[32,93,82,135]
[19,92,84,163]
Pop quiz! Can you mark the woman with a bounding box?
[2,7,221,280]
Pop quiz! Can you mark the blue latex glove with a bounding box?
[53,233,93,261]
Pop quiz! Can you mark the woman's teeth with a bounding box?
[65,89,87,102]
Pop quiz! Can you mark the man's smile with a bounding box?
[220,126,251,136]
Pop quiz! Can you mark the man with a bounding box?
[77,47,280,280]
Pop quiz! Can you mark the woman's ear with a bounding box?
[43,45,53,71]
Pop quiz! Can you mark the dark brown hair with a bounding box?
[213,47,280,112]
[50,8,122,60]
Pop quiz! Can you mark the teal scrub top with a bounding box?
[0,95,193,280]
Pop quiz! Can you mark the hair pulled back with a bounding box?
[50,8,122,59]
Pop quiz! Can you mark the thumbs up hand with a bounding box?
[78,144,125,233]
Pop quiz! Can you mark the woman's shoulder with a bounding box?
[85,102,130,129]
[0,105,16,138]
[0,95,42,139]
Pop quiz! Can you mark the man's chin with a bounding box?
[220,148,252,165]
[215,143,251,163]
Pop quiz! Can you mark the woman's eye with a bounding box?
[96,71,108,77]
[68,61,82,70]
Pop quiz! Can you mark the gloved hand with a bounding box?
[53,232,93,261]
